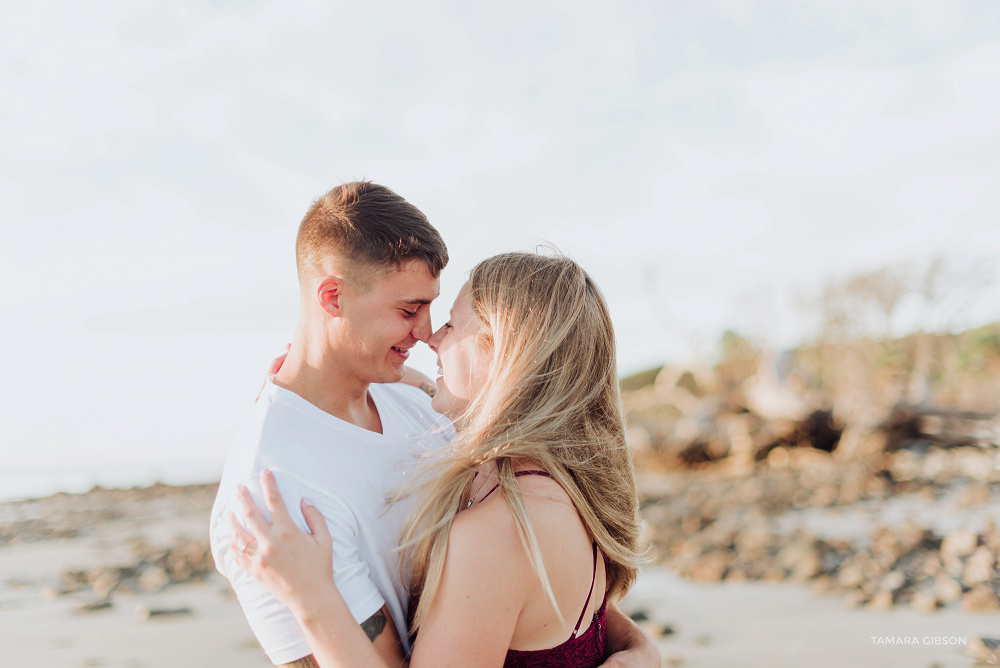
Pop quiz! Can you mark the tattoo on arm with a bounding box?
[276,612,387,667]
[361,609,388,642]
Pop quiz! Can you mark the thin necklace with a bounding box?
[466,470,491,508]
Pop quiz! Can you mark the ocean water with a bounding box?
[0,461,223,503]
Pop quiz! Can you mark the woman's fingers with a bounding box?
[301,498,331,544]
[256,344,290,403]
[259,469,292,521]
[227,513,256,571]
[228,511,254,545]
[267,344,291,375]
[235,484,273,537]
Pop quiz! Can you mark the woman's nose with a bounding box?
[427,325,446,353]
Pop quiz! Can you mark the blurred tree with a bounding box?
[805,255,996,422]
[716,328,759,393]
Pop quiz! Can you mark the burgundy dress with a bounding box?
[410,470,608,668]
[502,538,607,668]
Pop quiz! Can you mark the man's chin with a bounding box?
[375,364,406,385]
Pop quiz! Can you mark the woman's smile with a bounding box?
[427,283,492,418]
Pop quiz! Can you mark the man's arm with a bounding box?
[599,602,660,668]
[365,606,407,667]
[280,606,406,668]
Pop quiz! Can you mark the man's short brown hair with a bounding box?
[295,181,448,287]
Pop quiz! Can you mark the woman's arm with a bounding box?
[295,597,407,668]
[406,506,523,667]
[398,366,437,397]
[232,471,524,668]
[230,472,406,668]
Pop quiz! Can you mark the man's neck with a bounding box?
[272,339,383,434]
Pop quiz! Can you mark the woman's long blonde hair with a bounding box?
[398,251,642,631]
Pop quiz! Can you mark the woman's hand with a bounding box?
[399,366,437,397]
[255,344,290,402]
[229,469,335,615]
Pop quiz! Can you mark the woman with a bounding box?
[230,252,643,667]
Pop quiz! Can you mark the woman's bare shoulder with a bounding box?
[449,492,521,556]
[461,472,581,549]
[436,498,534,626]
[512,471,581,525]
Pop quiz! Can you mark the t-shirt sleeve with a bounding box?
[212,470,385,665]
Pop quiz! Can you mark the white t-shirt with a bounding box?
[210,380,448,665]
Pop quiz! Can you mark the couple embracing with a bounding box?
[209,182,657,667]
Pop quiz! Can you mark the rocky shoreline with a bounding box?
[642,446,1000,616]
[0,482,272,667]
[2,483,218,607]
[2,467,998,666]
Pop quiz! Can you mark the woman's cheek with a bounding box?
[431,379,454,416]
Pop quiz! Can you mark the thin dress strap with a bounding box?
[570,541,599,639]
[477,469,551,504]
[475,470,601,641]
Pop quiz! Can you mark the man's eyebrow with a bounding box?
[399,298,434,305]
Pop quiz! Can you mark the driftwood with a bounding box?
[966,637,1000,665]
[647,410,843,468]
[882,405,1000,449]
[625,353,999,470]
[636,402,998,470]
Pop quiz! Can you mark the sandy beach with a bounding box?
[0,483,270,667]
[1,472,996,667]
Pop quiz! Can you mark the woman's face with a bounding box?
[427,282,492,418]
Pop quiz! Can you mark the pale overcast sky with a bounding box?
[2,1,999,490]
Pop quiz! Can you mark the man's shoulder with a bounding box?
[214,395,329,506]
[374,382,447,432]
[223,395,302,465]
[250,387,357,454]
[373,380,432,406]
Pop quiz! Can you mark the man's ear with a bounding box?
[316,276,345,317]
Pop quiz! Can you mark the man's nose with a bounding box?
[412,309,433,343]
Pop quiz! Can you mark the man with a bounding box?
[210,182,657,667]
